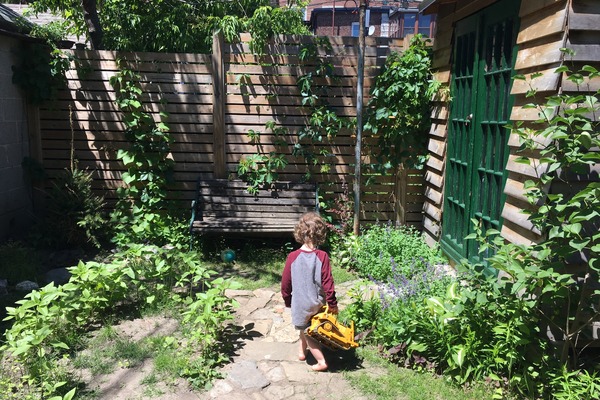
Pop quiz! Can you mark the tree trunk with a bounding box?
[81,0,104,50]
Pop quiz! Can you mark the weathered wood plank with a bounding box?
[65,69,213,85]
[520,0,566,18]
[567,44,600,62]
[74,59,211,74]
[69,49,211,63]
[500,222,538,246]
[511,64,562,94]
[571,0,600,15]
[428,138,446,158]
[516,1,567,44]
[515,38,566,70]
[192,179,318,233]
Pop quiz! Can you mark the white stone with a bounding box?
[15,280,39,292]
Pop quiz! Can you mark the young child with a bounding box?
[281,211,338,372]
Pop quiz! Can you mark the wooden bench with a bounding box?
[190,179,318,238]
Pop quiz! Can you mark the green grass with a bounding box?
[345,347,495,400]
[201,237,359,291]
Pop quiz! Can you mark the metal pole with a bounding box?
[332,0,336,36]
[353,0,366,235]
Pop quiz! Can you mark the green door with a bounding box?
[441,0,521,267]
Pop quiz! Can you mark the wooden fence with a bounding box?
[38,33,425,228]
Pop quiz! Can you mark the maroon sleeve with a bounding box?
[319,251,337,308]
[281,252,293,307]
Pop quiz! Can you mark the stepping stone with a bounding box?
[242,319,273,338]
[269,323,298,343]
[253,288,276,300]
[225,289,254,298]
[227,360,270,390]
[264,384,295,399]
[239,341,296,362]
[280,361,314,383]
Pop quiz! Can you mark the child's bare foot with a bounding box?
[311,362,328,372]
[298,352,306,361]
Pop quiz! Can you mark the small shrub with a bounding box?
[351,223,445,282]
[33,166,108,249]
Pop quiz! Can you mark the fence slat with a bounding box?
[39,33,425,230]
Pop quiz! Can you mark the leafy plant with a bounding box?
[237,121,289,194]
[26,0,310,53]
[29,20,70,44]
[0,244,239,398]
[349,223,446,282]
[364,34,440,170]
[39,165,108,249]
[510,62,600,367]
[109,65,175,245]
[293,38,355,178]
[12,43,71,105]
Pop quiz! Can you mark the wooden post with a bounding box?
[395,165,408,226]
[26,103,45,216]
[212,32,226,179]
[353,0,366,236]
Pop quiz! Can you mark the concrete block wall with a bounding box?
[0,35,33,242]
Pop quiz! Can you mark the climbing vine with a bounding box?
[237,120,289,195]
[109,63,175,244]
[294,37,354,178]
[12,43,72,105]
[363,34,440,171]
[236,37,353,192]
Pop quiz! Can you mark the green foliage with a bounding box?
[246,5,311,54]
[349,224,446,282]
[11,43,71,105]
[346,346,494,400]
[0,241,41,285]
[293,38,355,178]
[0,245,239,398]
[237,121,289,194]
[343,64,600,399]
[36,166,108,249]
[27,0,309,53]
[364,35,440,170]
[509,63,600,367]
[29,20,69,43]
[109,65,176,245]
[549,366,600,400]
[238,37,353,190]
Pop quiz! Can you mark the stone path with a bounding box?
[200,282,371,400]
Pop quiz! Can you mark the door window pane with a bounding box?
[403,13,417,36]
[418,14,432,36]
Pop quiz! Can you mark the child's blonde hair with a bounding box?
[294,212,327,246]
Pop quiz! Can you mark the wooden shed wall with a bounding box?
[422,0,599,247]
[38,34,426,228]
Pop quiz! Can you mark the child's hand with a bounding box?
[328,305,339,314]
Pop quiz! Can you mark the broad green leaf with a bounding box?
[52,341,70,350]
[452,346,466,367]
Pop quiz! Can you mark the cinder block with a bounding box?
[0,121,20,145]
[0,144,8,168]
[1,98,25,122]
[0,164,26,189]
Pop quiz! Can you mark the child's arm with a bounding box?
[281,254,293,307]
[319,252,338,313]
